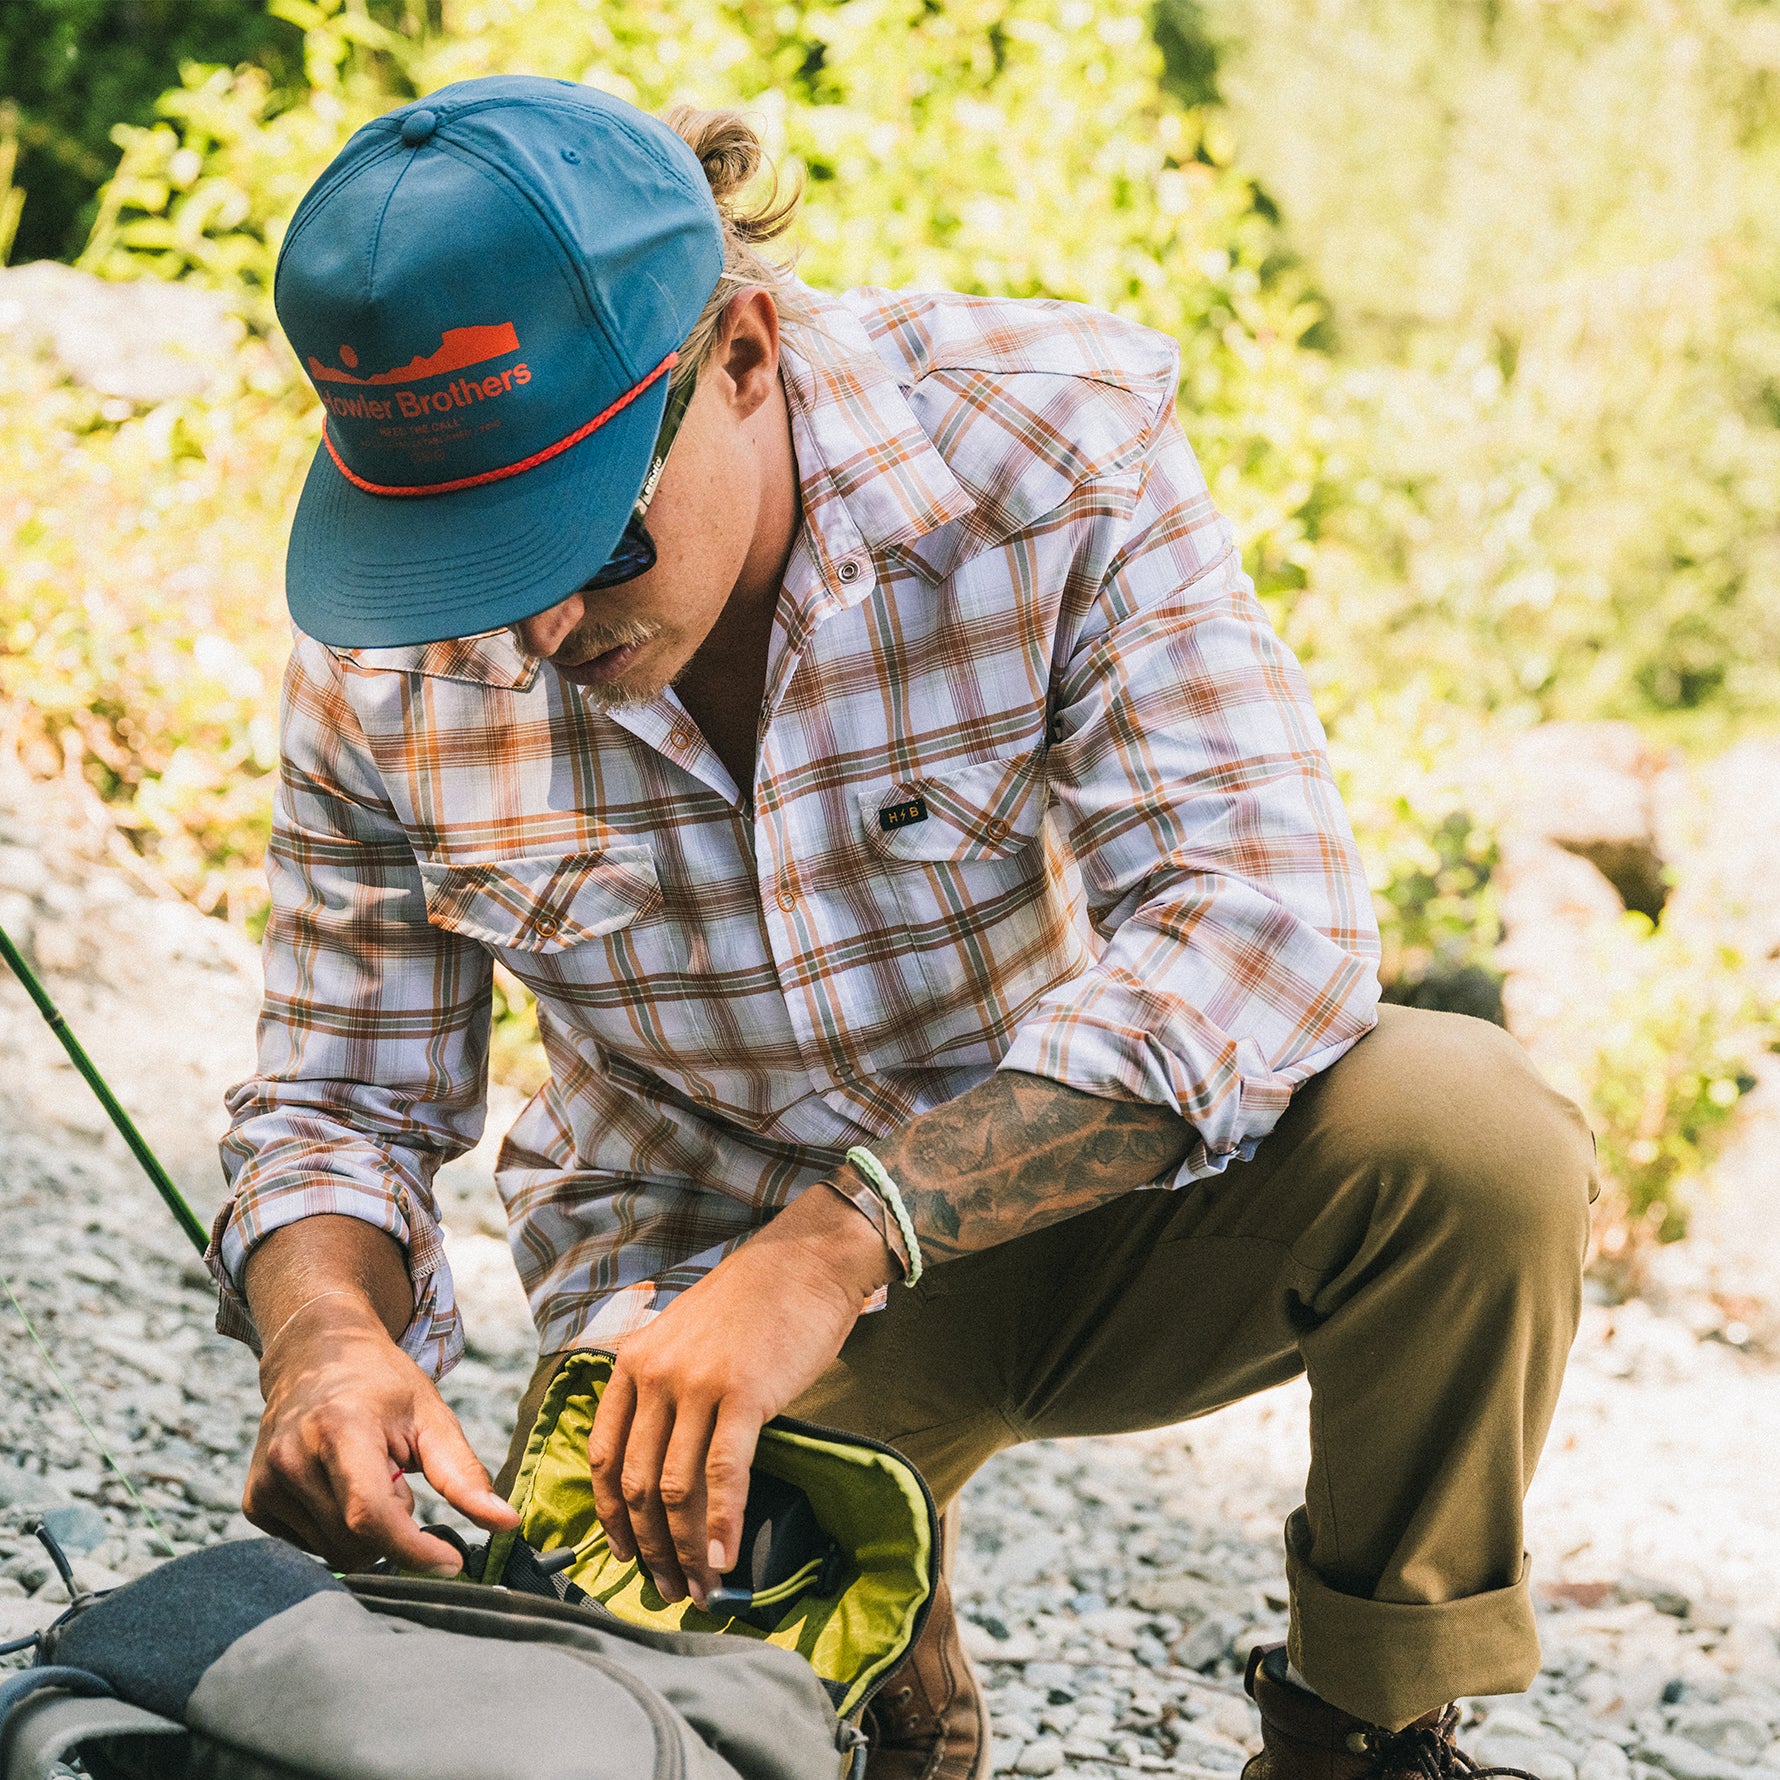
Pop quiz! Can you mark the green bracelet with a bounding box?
[845,1146,923,1287]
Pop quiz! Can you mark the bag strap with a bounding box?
[0,1668,114,1742]
[0,1690,184,1780]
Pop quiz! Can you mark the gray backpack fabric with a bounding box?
[0,1540,864,1780]
[0,1360,940,1780]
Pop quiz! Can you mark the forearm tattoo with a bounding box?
[859,1071,1193,1266]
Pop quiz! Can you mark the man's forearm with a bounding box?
[852,1070,1193,1268]
[243,1214,414,1363]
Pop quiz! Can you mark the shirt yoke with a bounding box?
[835,286,1184,571]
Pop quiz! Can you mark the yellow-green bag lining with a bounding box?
[489,1351,936,1719]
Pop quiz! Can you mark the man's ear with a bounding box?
[713,287,781,423]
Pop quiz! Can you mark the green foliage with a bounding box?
[0,330,307,919]
[1552,917,1761,1267]
[0,0,303,262]
[1370,809,1502,1019]
[1207,0,1780,728]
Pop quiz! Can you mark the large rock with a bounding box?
[0,260,240,404]
[1657,737,1780,987]
[1499,721,1672,919]
[1488,722,1674,1080]
[0,753,261,1219]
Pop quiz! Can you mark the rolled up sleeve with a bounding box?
[211,637,492,1378]
[999,410,1381,1178]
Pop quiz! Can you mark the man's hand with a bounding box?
[587,1183,891,1610]
[242,1217,518,1573]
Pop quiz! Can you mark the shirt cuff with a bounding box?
[998,977,1370,1185]
[207,1176,463,1380]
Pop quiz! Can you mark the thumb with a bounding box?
[413,1397,521,1533]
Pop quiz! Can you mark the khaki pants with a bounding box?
[498,1006,1597,1731]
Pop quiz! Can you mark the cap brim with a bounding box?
[285,372,669,649]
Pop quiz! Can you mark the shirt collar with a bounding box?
[777,285,976,610]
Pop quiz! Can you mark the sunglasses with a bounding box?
[581,370,698,591]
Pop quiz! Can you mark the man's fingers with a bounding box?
[412,1402,520,1533]
[319,1422,464,1576]
[587,1370,639,1565]
[246,1432,349,1562]
[703,1398,763,1583]
[658,1401,717,1607]
[617,1394,688,1603]
[243,1471,334,1560]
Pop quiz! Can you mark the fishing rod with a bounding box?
[0,921,207,1255]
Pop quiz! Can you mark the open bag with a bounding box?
[0,1353,938,1780]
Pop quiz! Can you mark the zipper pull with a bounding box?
[836,1721,869,1780]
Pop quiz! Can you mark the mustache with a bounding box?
[555,615,663,665]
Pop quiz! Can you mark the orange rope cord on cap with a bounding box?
[322,350,678,497]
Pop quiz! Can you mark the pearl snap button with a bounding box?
[776,883,797,911]
[533,913,560,938]
[836,558,862,584]
[400,110,438,146]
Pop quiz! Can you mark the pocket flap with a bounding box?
[417,848,660,953]
[858,751,1046,863]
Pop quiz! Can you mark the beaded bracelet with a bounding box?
[845,1146,924,1287]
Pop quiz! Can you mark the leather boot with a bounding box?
[862,1547,990,1779]
[1241,1645,1538,1780]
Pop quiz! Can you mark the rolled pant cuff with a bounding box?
[1283,1509,1540,1730]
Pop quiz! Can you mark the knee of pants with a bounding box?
[1350,1009,1596,1278]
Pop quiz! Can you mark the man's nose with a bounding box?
[516,593,584,659]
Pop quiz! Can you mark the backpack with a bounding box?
[0,1351,938,1780]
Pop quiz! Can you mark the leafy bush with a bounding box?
[0,327,304,920]
[1207,0,1780,727]
[1541,912,1763,1275]
[0,0,303,262]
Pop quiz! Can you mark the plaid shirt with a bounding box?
[213,284,1381,1376]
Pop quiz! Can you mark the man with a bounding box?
[217,76,1595,1780]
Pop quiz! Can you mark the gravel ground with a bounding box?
[2,764,1778,1780]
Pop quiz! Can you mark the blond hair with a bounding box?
[662,106,810,387]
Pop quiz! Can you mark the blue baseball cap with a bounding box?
[275,76,724,648]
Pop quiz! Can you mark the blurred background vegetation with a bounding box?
[2,0,1777,1279]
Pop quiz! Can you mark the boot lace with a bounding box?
[1355,1707,1545,1780]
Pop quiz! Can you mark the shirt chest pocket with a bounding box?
[416,846,685,985]
[855,749,1071,1054]
[858,751,1048,870]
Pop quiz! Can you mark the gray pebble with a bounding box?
[1668,1709,1774,1765]
[1013,1738,1066,1775]
[2,1555,54,1593]
[40,1502,109,1555]
[1174,1613,1243,1672]
[1640,1735,1755,1780]
[1477,1737,1577,1780]
[1172,1727,1248,1772]
[1582,1741,1634,1780]
[0,1467,67,1513]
